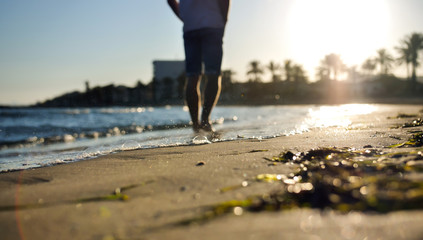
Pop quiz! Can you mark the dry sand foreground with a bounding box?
[1,105,423,240]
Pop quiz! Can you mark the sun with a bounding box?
[287,0,390,79]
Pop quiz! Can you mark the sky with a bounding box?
[1,0,423,105]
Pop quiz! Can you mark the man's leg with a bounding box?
[183,29,202,132]
[185,75,202,132]
[201,74,221,131]
[200,28,224,132]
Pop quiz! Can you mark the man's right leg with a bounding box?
[185,75,202,132]
[200,28,224,132]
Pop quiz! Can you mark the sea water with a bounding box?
[0,104,384,172]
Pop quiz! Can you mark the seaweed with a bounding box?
[389,132,423,148]
[402,118,423,128]
[249,149,269,153]
[388,113,419,119]
[176,146,423,226]
[76,188,130,203]
[265,151,297,163]
[0,181,154,212]
[257,147,423,213]
[391,118,423,129]
[218,181,249,193]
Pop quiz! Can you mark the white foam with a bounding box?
[121,140,141,150]
[191,136,211,145]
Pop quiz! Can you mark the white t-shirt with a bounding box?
[179,0,225,32]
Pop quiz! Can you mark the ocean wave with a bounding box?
[0,117,233,150]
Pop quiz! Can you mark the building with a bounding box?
[152,60,185,103]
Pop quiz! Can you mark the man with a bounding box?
[167,0,230,132]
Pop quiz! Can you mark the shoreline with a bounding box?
[1,103,420,174]
[0,105,422,239]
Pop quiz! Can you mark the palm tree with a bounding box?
[284,60,293,81]
[399,33,423,86]
[395,42,412,80]
[375,48,394,75]
[292,64,308,84]
[319,53,346,81]
[221,69,236,90]
[267,61,281,82]
[316,65,330,82]
[361,58,377,76]
[247,60,263,82]
[222,69,235,83]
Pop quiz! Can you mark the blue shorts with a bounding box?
[183,28,224,76]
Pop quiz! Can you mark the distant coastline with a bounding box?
[2,75,421,108]
[1,75,422,109]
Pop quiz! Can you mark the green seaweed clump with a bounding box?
[408,132,423,146]
[402,118,423,128]
[77,188,129,203]
[390,132,423,148]
[267,151,297,163]
[178,147,423,225]
[0,181,154,212]
[252,147,423,213]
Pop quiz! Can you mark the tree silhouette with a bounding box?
[267,61,281,82]
[395,42,412,81]
[221,69,235,91]
[361,58,377,76]
[398,33,423,87]
[319,53,346,81]
[247,60,264,82]
[292,64,308,84]
[222,69,235,83]
[375,49,394,75]
[316,65,330,82]
[284,60,294,82]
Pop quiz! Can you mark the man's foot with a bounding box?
[200,122,215,133]
[192,123,201,133]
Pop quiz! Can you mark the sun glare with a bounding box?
[287,0,390,77]
[304,104,377,128]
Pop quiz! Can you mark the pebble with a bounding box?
[196,161,205,166]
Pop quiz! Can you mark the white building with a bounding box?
[152,60,185,101]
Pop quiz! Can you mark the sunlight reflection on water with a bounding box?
[303,104,377,128]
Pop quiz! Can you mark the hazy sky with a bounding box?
[1,0,423,105]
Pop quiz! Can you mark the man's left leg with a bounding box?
[201,74,221,131]
[186,75,202,132]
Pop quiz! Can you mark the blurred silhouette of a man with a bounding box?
[167,0,230,133]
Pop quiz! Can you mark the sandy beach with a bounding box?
[1,104,423,240]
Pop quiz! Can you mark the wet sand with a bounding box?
[1,105,423,240]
